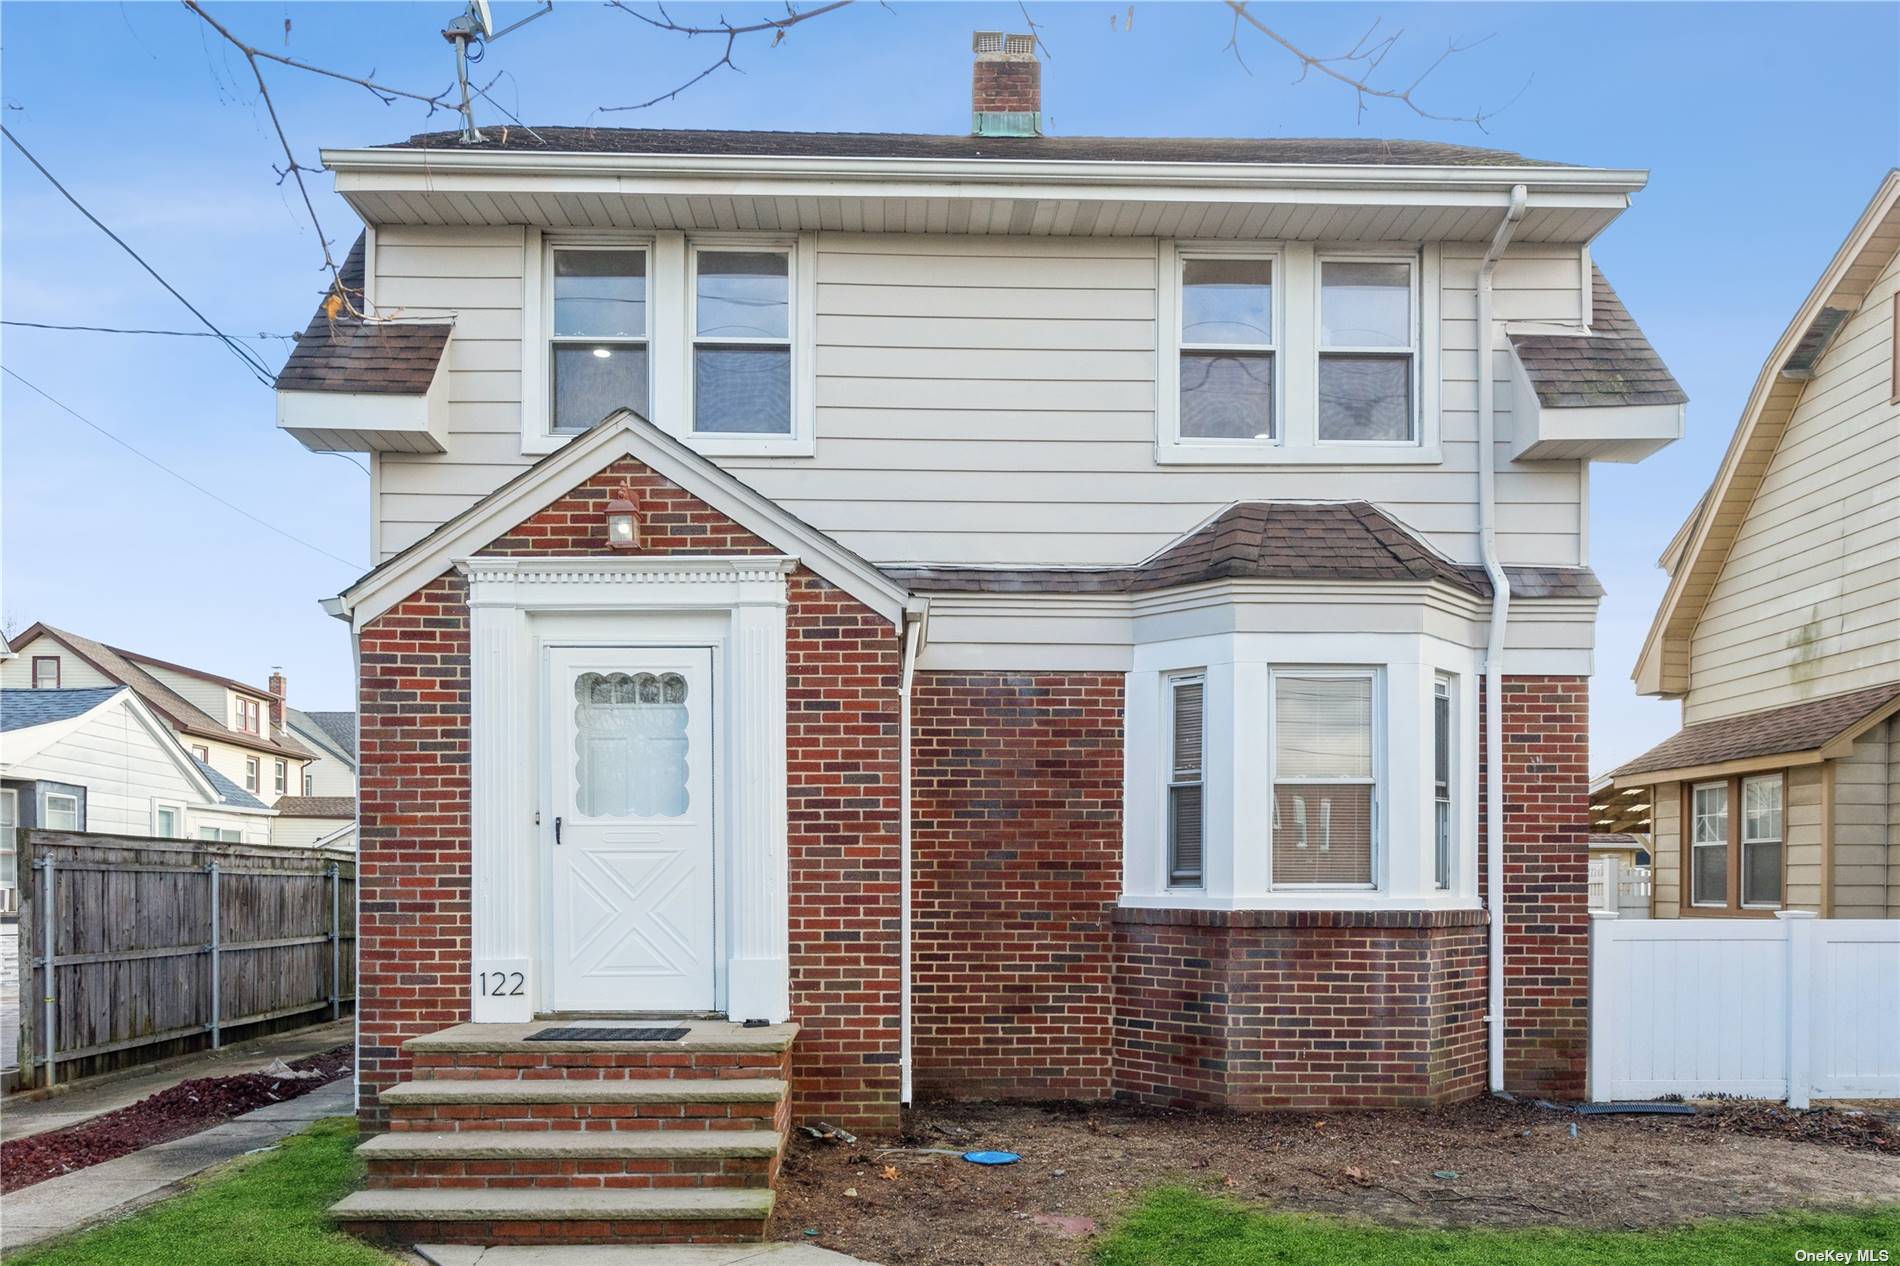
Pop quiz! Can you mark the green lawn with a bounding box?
[12,1117,398,1266]
[1095,1188,1900,1266]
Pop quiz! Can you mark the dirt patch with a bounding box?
[773,1097,1900,1266]
[0,1045,352,1192]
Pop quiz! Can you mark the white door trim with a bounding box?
[460,554,794,1024]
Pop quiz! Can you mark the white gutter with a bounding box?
[1479,183,1528,1096]
[897,599,928,1105]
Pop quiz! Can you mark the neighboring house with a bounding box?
[0,687,274,909]
[4,624,315,810]
[282,707,357,851]
[282,36,1684,1246]
[1612,171,1900,921]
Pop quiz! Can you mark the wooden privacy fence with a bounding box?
[15,830,356,1089]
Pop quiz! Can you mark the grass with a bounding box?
[1094,1187,1900,1266]
[11,1117,398,1266]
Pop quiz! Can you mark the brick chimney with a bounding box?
[971,31,1040,137]
[268,668,287,729]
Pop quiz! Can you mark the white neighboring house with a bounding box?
[0,686,275,910]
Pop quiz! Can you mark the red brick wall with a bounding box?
[910,673,1123,1099]
[972,59,1040,115]
[354,456,901,1133]
[1482,675,1591,1100]
[1112,910,1488,1109]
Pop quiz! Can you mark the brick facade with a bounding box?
[910,673,1123,1099]
[355,457,902,1133]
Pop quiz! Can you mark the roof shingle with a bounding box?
[1509,269,1687,409]
[276,235,453,396]
[1610,682,1900,779]
[1,687,124,732]
[271,795,355,819]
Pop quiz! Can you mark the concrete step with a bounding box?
[405,1022,797,1056]
[380,1078,787,1106]
[331,1185,773,1223]
[359,1128,784,1161]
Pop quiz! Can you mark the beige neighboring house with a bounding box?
[279,708,357,851]
[1611,170,1900,920]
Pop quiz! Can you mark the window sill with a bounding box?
[520,428,816,459]
[1120,892,1481,915]
[1155,442,1443,467]
[1114,904,1487,929]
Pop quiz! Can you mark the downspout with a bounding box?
[1479,184,1528,1096]
[897,599,928,1105]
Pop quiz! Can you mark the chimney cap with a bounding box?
[973,31,1036,59]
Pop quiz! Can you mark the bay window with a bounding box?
[550,246,649,434]
[1166,674,1205,888]
[1433,676,1454,890]
[1318,258,1417,443]
[691,248,792,436]
[1271,672,1377,887]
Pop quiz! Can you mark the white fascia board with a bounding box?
[337,412,908,629]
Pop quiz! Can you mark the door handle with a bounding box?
[554,816,563,846]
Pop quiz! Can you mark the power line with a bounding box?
[1,126,279,387]
[3,320,296,341]
[3,365,362,571]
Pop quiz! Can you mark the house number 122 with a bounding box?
[477,970,525,997]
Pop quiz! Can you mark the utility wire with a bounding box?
[3,365,362,570]
[2,126,279,387]
[3,320,296,341]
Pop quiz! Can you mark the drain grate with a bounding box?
[526,1026,690,1042]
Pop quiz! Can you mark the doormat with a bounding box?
[526,1026,691,1042]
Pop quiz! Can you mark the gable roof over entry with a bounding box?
[330,410,911,629]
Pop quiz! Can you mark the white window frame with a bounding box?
[1267,666,1383,892]
[1689,780,1729,909]
[1315,252,1421,448]
[1158,242,1284,462]
[1433,674,1455,891]
[274,759,288,796]
[1,788,18,892]
[198,825,243,843]
[153,799,186,839]
[31,656,60,689]
[685,236,814,456]
[43,791,81,831]
[543,239,654,439]
[244,756,260,794]
[1164,672,1206,889]
[304,770,316,796]
[1740,773,1782,910]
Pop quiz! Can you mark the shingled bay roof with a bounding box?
[271,795,356,819]
[387,128,1562,168]
[276,234,453,396]
[884,502,1603,599]
[1611,682,1900,780]
[1509,269,1688,409]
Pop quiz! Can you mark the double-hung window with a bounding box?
[304,771,316,796]
[1685,774,1783,913]
[245,757,261,794]
[1740,774,1782,908]
[236,697,262,735]
[31,656,60,689]
[1318,258,1417,443]
[691,247,793,436]
[274,760,288,796]
[550,246,649,434]
[1176,254,1277,442]
[1433,676,1454,890]
[1271,671,1377,887]
[1689,781,1729,908]
[1166,674,1205,887]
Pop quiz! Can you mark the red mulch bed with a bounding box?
[0,1045,352,1193]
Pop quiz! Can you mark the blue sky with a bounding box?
[1,1,1895,768]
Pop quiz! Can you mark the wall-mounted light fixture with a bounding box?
[604,483,640,551]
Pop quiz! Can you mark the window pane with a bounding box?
[574,671,690,818]
[1171,681,1203,778]
[1275,676,1373,779]
[696,251,789,339]
[1182,258,1272,345]
[1169,784,1203,885]
[1433,686,1451,797]
[553,343,650,433]
[1319,355,1412,442]
[1434,801,1451,889]
[1272,784,1373,884]
[1692,843,1728,905]
[1743,840,1781,905]
[45,796,79,830]
[1322,260,1410,348]
[1180,352,1273,439]
[553,250,646,338]
[1742,776,1781,842]
[694,346,791,434]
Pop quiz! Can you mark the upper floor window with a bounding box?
[1177,254,1277,443]
[304,770,316,796]
[1271,671,1378,888]
[692,248,793,436]
[550,246,649,434]
[1318,258,1417,443]
[274,759,288,796]
[236,697,262,735]
[192,744,210,763]
[31,656,60,689]
[244,756,260,794]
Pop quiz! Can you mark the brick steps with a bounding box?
[331,1187,775,1247]
[359,1128,784,1191]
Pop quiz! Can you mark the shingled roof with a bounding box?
[884,502,1603,599]
[387,128,1561,167]
[1509,269,1687,409]
[271,795,356,819]
[1611,682,1900,780]
[276,235,453,395]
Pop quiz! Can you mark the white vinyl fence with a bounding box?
[1589,911,1900,1107]
[1587,858,1651,918]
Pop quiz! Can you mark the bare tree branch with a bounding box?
[1223,1,1523,130]
[600,0,854,113]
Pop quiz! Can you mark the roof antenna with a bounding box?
[443,0,553,144]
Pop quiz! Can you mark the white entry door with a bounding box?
[546,646,716,1013]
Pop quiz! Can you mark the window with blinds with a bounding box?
[1167,675,1205,887]
[1271,672,1377,886]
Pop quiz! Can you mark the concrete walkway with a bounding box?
[1,1076,353,1253]
[417,1247,880,1266]
[3,1018,352,1141]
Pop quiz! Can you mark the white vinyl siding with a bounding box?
[1684,245,1900,724]
[369,229,1589,570]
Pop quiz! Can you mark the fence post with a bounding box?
[1586,909,1619,1103]
[328,862,341,1021]
[1778,910,1816,1109]
[39,853,57,1089]
[207,860,222,1050]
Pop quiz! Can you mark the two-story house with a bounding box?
[1612,171,1899,921]
[283,35,1682,1247]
